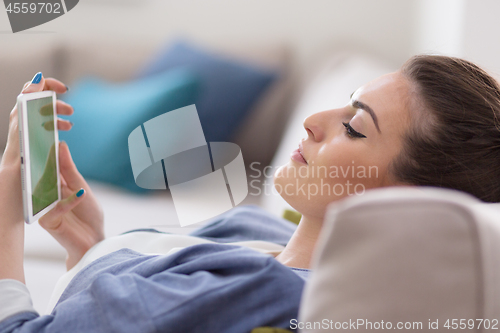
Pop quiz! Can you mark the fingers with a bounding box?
[22,73,45,94]
[41,119,73,131]
[2,74,72,169]
[39,103,53,116]
[39,188,85,231]
[60,174,68,189]
[40,100,73,116]
[58,141,87,190]
[56,119,73,131]
[43,78,69,94]
[21,73,70,95]
[55,100,74,116]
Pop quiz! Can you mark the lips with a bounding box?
[290,142,307,164]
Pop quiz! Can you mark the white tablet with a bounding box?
[17,91,61,224]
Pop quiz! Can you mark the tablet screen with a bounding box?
[27,97,58,215]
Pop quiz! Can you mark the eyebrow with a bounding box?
[350,93,381,133]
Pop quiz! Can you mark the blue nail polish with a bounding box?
[76,189,84,197]
[65,84,70,92]
[31,72,42,84]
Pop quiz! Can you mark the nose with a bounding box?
[303,110,332,142]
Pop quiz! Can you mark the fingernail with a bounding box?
[69,121,74,126]
[31,72,42,84]
[76,189,84,197]
[65,84,70,92]
[41,122,46,127]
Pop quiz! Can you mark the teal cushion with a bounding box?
[60,68,199,193]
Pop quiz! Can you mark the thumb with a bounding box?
[39,188,85,231]
[21,72,45,94]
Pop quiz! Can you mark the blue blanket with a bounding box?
[0,206,306,333]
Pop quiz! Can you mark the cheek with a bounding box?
[305,148,385,203]
[272,143,393,219]
[316,139,392,187]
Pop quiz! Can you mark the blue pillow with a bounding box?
[138,40,278,142]
[60,68,199,193]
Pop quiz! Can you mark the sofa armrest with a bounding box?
[299,187,500,332]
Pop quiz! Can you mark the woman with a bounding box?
[1,55,500,332]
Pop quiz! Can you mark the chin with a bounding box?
[273,164,328,219]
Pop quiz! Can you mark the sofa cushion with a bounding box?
[138,39,278,143]
[59,68,199,192]
[299,187,500,331]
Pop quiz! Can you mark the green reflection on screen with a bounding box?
[27,97,58,215]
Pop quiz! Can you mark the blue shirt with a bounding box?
[0,206,308,333]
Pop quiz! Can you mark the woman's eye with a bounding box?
[342,122,366,138]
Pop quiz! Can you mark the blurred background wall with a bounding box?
[413,0,500,78]
[0,0,414,81]
[1,0,499,79]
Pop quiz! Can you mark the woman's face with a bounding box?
[274,71,411,220]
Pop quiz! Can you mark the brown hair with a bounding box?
[392,55,500,202]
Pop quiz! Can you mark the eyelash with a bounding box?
[342,122,366,139]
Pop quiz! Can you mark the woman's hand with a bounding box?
[2,73,105,271]
[0,73,79,281]
[0,73,74,224]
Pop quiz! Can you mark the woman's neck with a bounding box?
[275,215,324,269]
